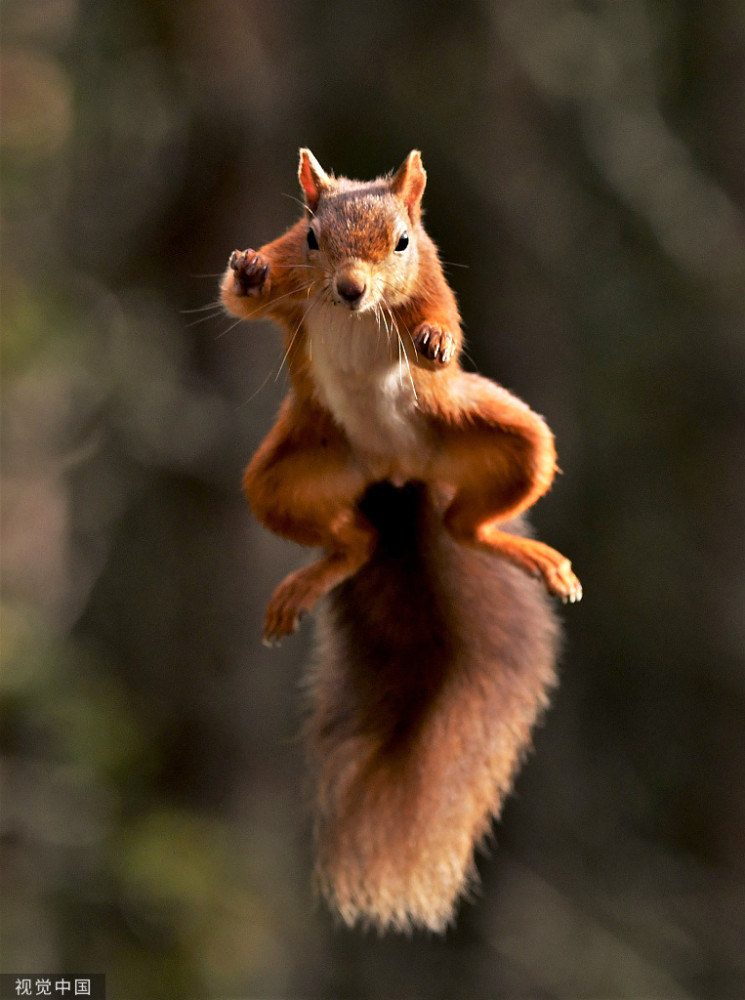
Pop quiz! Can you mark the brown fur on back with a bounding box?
[307,482,561,933]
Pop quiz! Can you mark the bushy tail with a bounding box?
[307,482,561,933]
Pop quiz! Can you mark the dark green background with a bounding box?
[2,1,744,997]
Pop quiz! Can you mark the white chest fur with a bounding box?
[305,306,425,467]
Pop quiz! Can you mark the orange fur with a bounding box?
[220,150,580,930]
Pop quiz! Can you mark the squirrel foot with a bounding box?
[262,568,320,645]
[515,546,582,604]
[229,249,270,297]
[412,323,455,365]
[472,527,583,604]
[541,558,583,604]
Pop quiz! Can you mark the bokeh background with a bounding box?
[2,1,744,997]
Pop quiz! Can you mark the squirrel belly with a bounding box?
[309,481,561,933]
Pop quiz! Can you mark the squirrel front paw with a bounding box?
[413,323,455,365]
[229,249,270,297]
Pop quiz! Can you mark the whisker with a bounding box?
[380,307,418,366]
[214,316,246,340]
[275,282,321,380]
[459,343,476,368]
[395,318,404,388]
[398,333,418,402]
[379,303,397,364]
[282,193,314,216]
[374,304,388,363]
[237,367,277,408]
[381,307,417,402]
[392,316,419,364]
[263,278,318,310]
[375,276,405,292]
[276,323,303,381]
[183,308,227,329]
[182,301,223,314]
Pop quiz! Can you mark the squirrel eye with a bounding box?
[306,228,319,250]
[395,231,409,252]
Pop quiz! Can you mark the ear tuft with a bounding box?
[390,150,427,224]
[299,148,330,213]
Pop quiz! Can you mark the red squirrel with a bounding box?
[221,149,581,932]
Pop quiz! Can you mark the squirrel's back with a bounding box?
[307,481,561,933]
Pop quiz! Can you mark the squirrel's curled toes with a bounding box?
[220,148,580,932]
[229,248,269,296]
[413,323,455,364]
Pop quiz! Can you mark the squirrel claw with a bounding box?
[229,249,270,297]
[262,611,300,646]
[547,561,582,604]
[510,544,582,604]
[263,581,310,644]
[413,324,455,365]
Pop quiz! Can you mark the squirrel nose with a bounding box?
[336,274,367,305]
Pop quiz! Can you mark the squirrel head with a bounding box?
[299,149,427,225]
[297,149,428,312]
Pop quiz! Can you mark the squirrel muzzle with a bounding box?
[333,264,370,310]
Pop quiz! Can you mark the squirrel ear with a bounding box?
[298,148,330,213]
[391,150,427,223]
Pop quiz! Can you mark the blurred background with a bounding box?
[2,1,744,997]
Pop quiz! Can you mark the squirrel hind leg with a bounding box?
[262,536,376,644]
[444,492,583,603]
